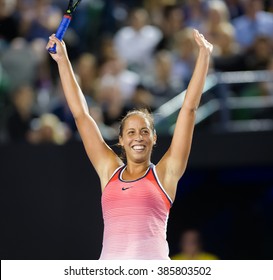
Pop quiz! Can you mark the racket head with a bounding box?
[65,0,82,15]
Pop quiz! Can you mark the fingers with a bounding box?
[46,34,63,51]
[193,29,208,43]
[193,29,213,53]
[46,34,55,50]
[193,29,199,38]
[49,34,61,44]
[193,29,204,40]
[193,29,205,45]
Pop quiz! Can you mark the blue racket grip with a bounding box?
[48,15,71,54]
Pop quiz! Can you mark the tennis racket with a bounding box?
[48,0,82,54]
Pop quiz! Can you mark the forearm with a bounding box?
[57,57,89,119]
[159,30,212,189]
[183,49,210,111]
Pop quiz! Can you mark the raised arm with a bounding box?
[46,35,122,188]
[156,29,213,200]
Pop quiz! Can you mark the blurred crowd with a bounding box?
[1,0,273,144]
[171,229,219,260]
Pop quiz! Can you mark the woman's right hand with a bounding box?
[46,34,68,63]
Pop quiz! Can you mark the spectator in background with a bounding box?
[143,0,177,26]
[233,35,273,118]
[143,49,182,107]
[49,78,77,136]
[69,0,105,55]
[98,56,140,104]
[129,84,155,111]
[6,85,38,142]
[244,35,273,71]
[204,0,230,44]
[88,104,118,141]
[27,113,70,145]
[1,38,39,92]
[171,229,219,260]
[215,34,272,72]
[171,28,199,86]
[157,4,185,51]
[113,7,162,76]
[211,20,244,73]
[0,0,19,44]
[97,34,118,65]
[225,0,244,20]
[75,52,98,100]
[232,0,273,49]
[210,22,240,58]
[95,74,124,129]
[31,37,55,113]
[18,0,62,42]
[183,0,208,30]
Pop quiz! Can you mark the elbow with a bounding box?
[182,99,199,113]
[182,104,198,115]
[190,106,198,113]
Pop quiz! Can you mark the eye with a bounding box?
[142,129,149,135]
[128,130,134,135]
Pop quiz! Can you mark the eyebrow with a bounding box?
[125,127,150,131]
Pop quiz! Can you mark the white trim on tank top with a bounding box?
[152,164,173,205]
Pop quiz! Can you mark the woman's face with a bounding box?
[119,114,156,164]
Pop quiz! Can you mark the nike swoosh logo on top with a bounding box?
[122,186,133,191]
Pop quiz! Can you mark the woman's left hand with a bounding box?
[193,29,213,55]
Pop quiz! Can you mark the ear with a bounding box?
[153,133,157,145]
[119,135,124,147]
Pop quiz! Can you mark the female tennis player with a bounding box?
[46,29,212,260]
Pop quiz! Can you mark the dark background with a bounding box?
[1,130,273,260]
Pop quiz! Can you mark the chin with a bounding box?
[133,154,151,163]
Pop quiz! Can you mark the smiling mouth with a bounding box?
[131,145,145,151]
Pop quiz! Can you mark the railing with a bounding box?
[154,70,273,134]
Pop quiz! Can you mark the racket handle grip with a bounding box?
[48,15,71,54]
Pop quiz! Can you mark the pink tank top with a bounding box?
[99,164,172,260]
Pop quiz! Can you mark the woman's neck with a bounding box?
[123,161,151,179]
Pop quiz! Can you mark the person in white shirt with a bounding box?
[113,8,162,76]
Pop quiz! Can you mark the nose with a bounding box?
[135,133,143,141]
